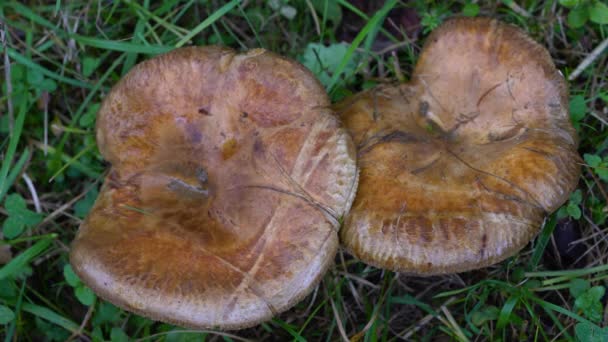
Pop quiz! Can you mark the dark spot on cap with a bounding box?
[198,107,211,115]
[241,112,249,118]
[479,233,487,257]
[253,139,264,154]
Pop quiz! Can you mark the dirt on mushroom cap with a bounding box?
[69,46,358,329]
[335,17,581,275]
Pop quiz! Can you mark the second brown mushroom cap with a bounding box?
[335,17,581,275]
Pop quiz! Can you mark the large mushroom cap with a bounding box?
[336,17,580,275]
[70,46,358,329]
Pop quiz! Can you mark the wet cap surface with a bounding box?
[335,17,580,275]
[70,46,358,329]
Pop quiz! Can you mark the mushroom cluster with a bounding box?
[70,17,580,330]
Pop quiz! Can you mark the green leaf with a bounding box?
[589,1,608,24]
[92,302,122,326]
[567,202,582,219]
[38,78,58,92]
[575,322,608,342]
[574,286,606,322]
[35,317,71,342]
[570,95,587,122]
[79,103,101,128]
[3,216,25,239]
[4,193,26,212]
[559,0,582,8]
[110,327,130,342]
[74,186,99,218]
[570,189,583,205]
[82,57,101,78]
[587,286,605,302]
[557,206,569,219]
[4,194,42,226]
[462,3,480,17]
[92,325,105,342]
[300,43,359,88]
[568,7,590,28]
[26,69,44,86]
[311,0,343,26]
[584,154,602,168]
[512,267,525,282]
[63,265,81,287]
[10,64,25,82]
[596,164,608,182]
[570,278,590,298]
[0,305,15,324]
[2,194,42,239]
[471,305,499,326]
[75,285,96,306]
[0,279,17,299]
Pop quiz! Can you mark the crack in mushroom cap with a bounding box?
[335,17,581,275]
[69,46,358,329]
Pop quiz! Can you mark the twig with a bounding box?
[39,179,101,227]
[351,275,394,340]
[441,305,469,342]
[399,297,457,339]
[568,36,608,81]
[22,173,42,213]
[589,110,608,127]
[504,1,531,18]
[65,301,95,342]
[304,0,321,37]
[325,283,349,342]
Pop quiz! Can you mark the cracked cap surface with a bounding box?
[335,17,580,275]
[69,46,358,329]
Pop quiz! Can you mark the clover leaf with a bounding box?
[2,194,42,239]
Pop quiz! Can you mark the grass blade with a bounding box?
[528,215,557,270]
[0,237,54,280]
[21,303,79,333]
[496,296,518,330]
[3,48,92,88]
[327,0,398,93]
[0,148,29,204]
[71,34,172,54]
[175,0,240,48]
[0,101,27,203]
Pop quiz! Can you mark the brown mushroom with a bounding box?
[335,17,580,275]
[69,46,358,329]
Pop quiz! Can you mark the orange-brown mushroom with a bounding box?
[335,17,580,275]
[70,46,358,329]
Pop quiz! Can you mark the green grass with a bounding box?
[1,0,608,340]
